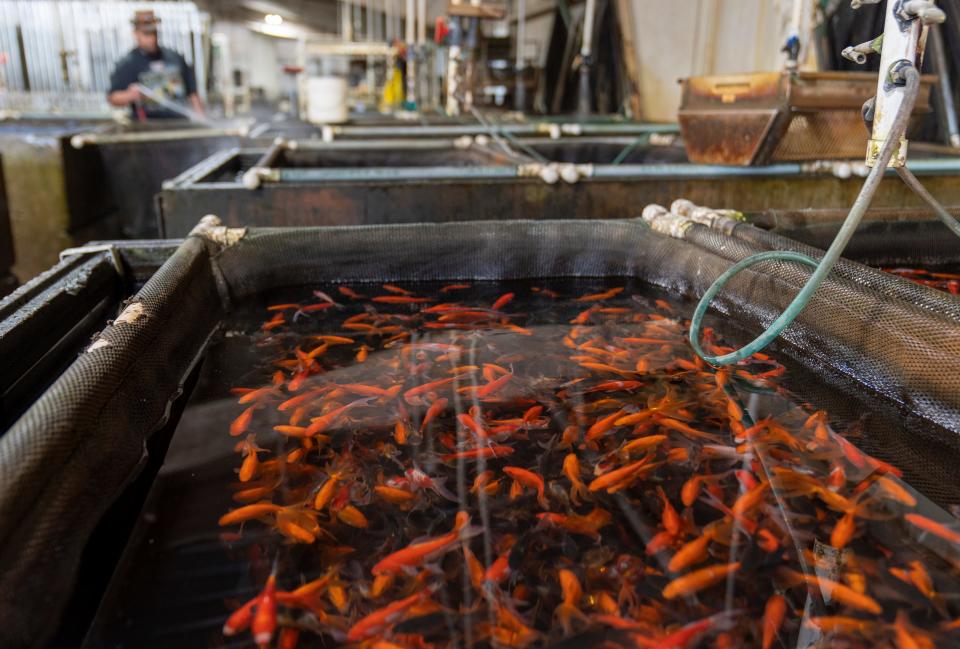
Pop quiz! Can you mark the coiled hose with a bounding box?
[689,64,935,365]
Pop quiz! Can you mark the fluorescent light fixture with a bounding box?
[265,13,284,25]
[243,0,289,15]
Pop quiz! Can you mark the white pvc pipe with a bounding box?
[580,0,597,57]
[868,2,926,167]
[417,0,426,44]
[405,0,415,44]
[405,0,416,105]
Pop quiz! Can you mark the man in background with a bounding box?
[108,10,204,120]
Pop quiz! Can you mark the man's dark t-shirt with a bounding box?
[109,47,197,119]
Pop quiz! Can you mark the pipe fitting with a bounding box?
[641,203,694,239]
[841,35,883,65]
[671,198,744,221]
[670,199,744,235]
[517,163,559,184]
[539,164,560,184]
[242,167,265,190]
[641,204,670,222]
[189,214,247,246]
[559,164,580,184]
[901,0,945,25]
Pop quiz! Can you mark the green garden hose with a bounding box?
[688,65,922,366]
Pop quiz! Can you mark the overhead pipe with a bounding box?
[417,0,426,44]
[577,0,597,116]
[405,0,416,107]
[515,0,526,111]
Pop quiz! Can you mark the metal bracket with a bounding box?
[58,244,125,278]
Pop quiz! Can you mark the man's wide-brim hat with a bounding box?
[132,10,161,31]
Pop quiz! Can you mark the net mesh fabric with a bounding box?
[684,223,960,432]
[2,218,960,647]
[0,237,221,648]
[774,219,960,269]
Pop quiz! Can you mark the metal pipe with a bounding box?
[577,0,597,115]
[929,24,960,148]
[867,0,927,167]
[70,126,249,149]
[900,157,960,174]
[176,150,960,189]
[274,166,521,183]
[591,163,805,179]
[292,138,474,150]
[243,138,289,189]
[404,0,417,107]
[515,0,526,111]
[261,158,960,184]
[163,148,240,189]
[326,122,680,138]
[589,158,960,179]
[896,165,960,238]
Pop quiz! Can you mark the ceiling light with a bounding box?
[264,13,283,26]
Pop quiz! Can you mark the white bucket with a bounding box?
[305,76,348,124]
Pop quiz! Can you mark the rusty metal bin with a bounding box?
[678,71,935,165]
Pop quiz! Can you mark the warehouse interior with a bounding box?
[3,1,960,648]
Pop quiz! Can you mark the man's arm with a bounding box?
[108,84,142,107]
[189,93,204,116]
[181,53,204,116]
[108,56,141,107]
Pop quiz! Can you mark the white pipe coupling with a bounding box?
[641,203,694,239]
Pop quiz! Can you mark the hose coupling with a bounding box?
[670,199,744,235]
[641,204,694,239]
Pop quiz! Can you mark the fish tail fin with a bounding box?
[459,525,484,541]
[432,477,460,502]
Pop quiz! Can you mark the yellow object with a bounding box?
[381,64,404,111]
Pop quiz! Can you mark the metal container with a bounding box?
[678,71,935,165]
[68,122,245,239]
[4,218,960,647]
[0,118,114,279]
[157,137,960,237]
[0,155,15,297]
[0,118,242,278]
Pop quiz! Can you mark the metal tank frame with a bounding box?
[157,135,960,238]
[4,216,960,648]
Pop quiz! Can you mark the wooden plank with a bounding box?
[447,3,507,19]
